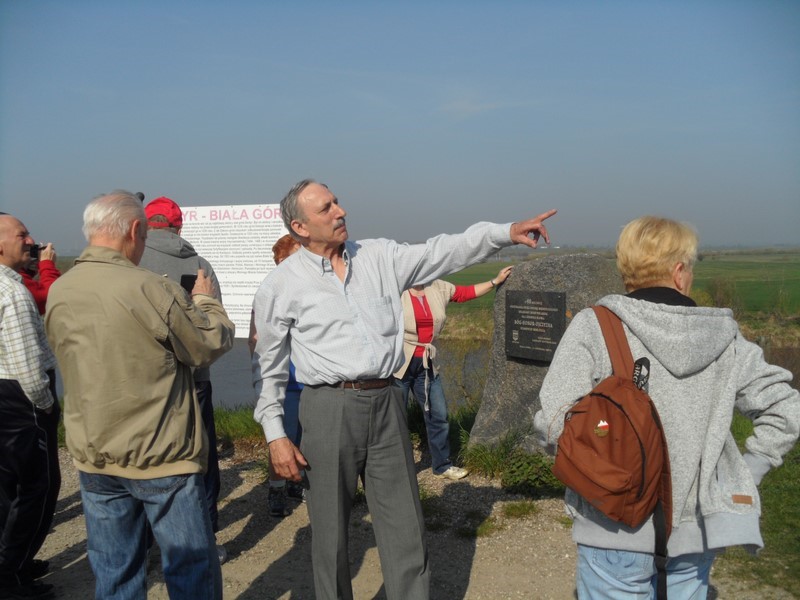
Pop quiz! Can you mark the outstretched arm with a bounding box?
[471,265,513,298]
[510,209,557,248]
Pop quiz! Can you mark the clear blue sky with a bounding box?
[1,1,798,254]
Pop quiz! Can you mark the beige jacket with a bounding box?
[45,246,235,479]
[394,279,455,379]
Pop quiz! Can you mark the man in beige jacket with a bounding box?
[46,191,235,600]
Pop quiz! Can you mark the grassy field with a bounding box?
[441,249,800,314]
[693,251,800,315]
[442,260,516,313]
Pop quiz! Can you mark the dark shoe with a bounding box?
[20,561,48,581]
[268,486,287,517]
[286,481,306,503]
[0,579,54,599]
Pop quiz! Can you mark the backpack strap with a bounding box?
[653,500,669,600]
[592,306,634,378]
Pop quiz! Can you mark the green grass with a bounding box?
[557,515,573,528]
[442,261,515,313]
[406,392,480,465]
[214,406,263,444]
[502,500,539,519]
[455,511,502,538]
[690,251,800,315]
[440,250,800,317]
[461,428,524,479]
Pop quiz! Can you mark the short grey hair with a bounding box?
[280,178,319,239]
[82,190,147,242]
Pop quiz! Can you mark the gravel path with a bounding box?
[37,444,793,599]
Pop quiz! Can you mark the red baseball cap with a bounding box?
[145,197,183,229]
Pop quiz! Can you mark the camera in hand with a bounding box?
[29,244,41,259]
[180,274,198,293]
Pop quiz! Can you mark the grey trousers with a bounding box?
[300,384,429,600]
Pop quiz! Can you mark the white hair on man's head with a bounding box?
[82,190,146,242]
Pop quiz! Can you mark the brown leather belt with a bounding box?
[334,378,394,390]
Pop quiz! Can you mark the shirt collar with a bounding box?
[0,263,23,283]
[298,244,350,276]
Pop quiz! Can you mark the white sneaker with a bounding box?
[435,466,468,480]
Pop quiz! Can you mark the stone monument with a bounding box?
[468,253,625,453]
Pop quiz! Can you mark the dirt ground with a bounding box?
[37,443,793,599]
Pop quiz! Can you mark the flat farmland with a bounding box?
[692,251,800,314]
[443,249,800,316]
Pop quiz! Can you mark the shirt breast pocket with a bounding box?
[362,295,398,337]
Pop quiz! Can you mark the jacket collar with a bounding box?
[627,286,697,307]
[75,245,138,269]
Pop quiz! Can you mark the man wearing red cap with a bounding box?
[138,196,227,563]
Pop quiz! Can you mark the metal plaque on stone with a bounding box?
[505,291,567,362]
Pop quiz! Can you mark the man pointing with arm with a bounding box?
[252,179,555,600]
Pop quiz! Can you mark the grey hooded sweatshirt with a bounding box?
[139,229,222,383]
[534,290,800,557]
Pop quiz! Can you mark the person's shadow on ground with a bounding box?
[39,488,95,597]
[236,523,315,599]
[215,460,287,560]
[232,475,524,600]
[233,477,380,599]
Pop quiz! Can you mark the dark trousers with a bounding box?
[196,380,220,532]
[301,384,429,600]
[0,381,52,580]
[27,404,61,563]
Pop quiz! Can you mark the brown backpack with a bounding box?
[552,306,673,598]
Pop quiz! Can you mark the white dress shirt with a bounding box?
[251,221,512,442]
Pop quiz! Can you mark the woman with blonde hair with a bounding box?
[535,216,799,599]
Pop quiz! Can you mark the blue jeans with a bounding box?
[576,544,715,600]
[283,388,303,447]
[397,357,452,474]
[79,472,222,600]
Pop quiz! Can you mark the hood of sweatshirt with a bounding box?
[144,229,198,259]
[597,294,739,378]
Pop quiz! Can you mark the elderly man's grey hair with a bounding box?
[280,178,324,240]
[82,190,147,242]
